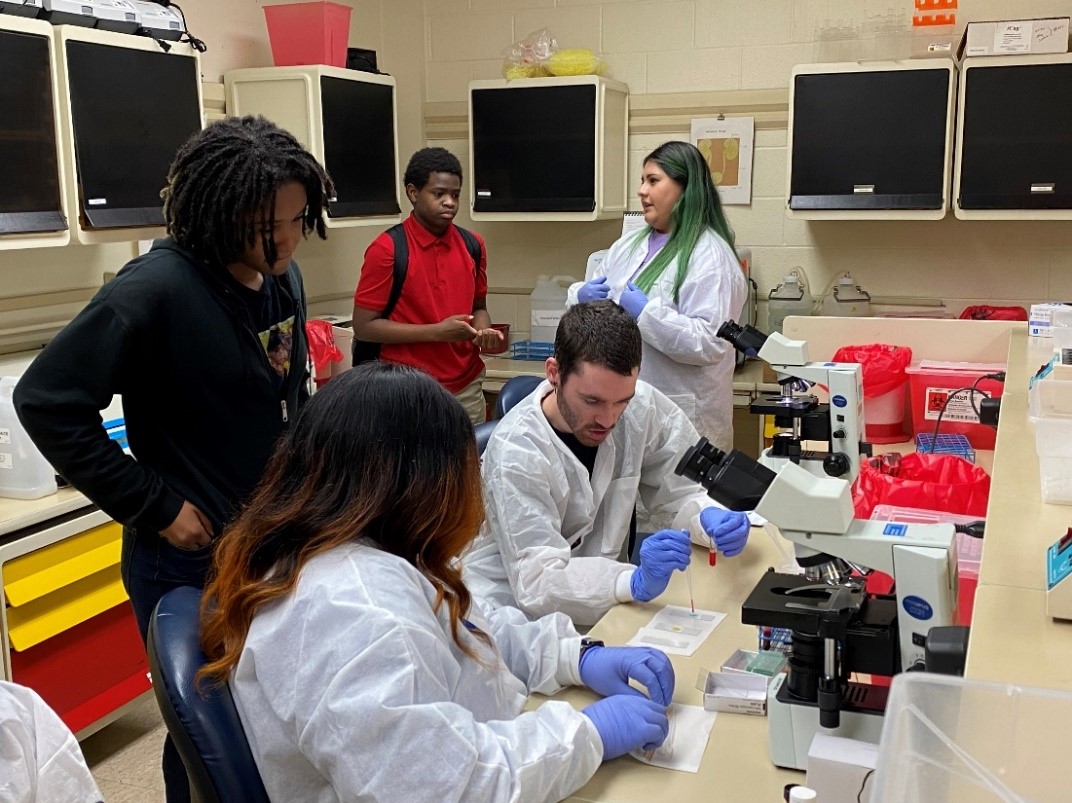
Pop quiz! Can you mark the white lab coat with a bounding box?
[0,681,102,803]
[568,228,747,452]
[230,541,602,803]
[462,380,720,626]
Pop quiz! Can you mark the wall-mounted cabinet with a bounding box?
[468,76,629,222]
[54,25,204,245]
[786,59,956,221]
[0,15,70,250]
[955,54,1072,220]
[225,66,402,229]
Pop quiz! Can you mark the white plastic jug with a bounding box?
[820,273,872,317]
[0,376,57,500]
[529,274,579,343]
[767,270,813,334]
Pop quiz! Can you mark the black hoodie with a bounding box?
[14,238,308,535]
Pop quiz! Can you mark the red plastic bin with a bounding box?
[905,361,1005,450]
[263,2,351,68]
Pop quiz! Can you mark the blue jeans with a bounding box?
[121,527,212,803]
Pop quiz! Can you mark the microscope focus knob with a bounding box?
[823,452,850,477]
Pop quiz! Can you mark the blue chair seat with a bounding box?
[494,374,543,419]
[147,586,270,803]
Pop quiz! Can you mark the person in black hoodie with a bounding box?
[14,115,333,802]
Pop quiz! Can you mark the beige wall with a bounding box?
[4,1,1071,349]
[422,0,1072,337]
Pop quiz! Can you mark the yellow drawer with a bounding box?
[3,522,123,607]
[7,564,127,652]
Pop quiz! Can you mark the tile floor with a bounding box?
[81,694,167,802]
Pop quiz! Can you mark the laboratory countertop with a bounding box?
[536,532,802,802]
[0,487,92,541]
[482,355,767,395]
[963,329,1072,687]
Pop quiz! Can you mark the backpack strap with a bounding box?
[352,224,408,366]
[382,223,409,319]
[455,225,483,279]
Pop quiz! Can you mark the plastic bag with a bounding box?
[305,319,343,373]
[501,28,557,79]
[959,305,1028,321]
[548,48,605,76]
[832,343,913,398]
[851,452,991,519]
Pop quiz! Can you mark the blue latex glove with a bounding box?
[700,507,751,557]
[579,646,675,707]
[581,695,670,760]
[630,529,691,602]
[619,281,649,320]
[577,276,611,303]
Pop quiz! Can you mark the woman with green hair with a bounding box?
[568,141,747,452]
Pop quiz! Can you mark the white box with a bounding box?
[807,733,878,803]
[700,671,767,715]
[960,18,1069,58]
[331,325,354,377]
[1029,303,1071,337]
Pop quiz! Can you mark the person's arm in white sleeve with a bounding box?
[291,611,602,803]
[0,681,102,803]
[473,600,584,693]
[636,235,746,366]
[484,457,634,625]
[634,390,725,543]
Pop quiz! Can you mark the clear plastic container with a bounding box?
[529,274,578,344]
[766,271,812,334]
[1028,378,1072,504]
[873,673,1072,802]
[820,272,871,317]
[0,376,56,500]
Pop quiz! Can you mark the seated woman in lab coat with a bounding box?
[569,141,748,453]
[198,363,674,803]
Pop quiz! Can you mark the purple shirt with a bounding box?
[640,231,670,270]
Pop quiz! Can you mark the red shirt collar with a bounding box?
[405,212,454,249]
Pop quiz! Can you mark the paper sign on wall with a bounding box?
[690,116,755,205]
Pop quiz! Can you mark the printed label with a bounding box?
[995,21,1032,53]
[531,310,564,327]
[0,452,12,470]
[0,428,10,444]
[883,523,908,537]
[902,595,934,621]
[831,394,848,408]
[922,387,982,424]
[87,198,107,206]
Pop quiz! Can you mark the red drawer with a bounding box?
[10,602,150,733]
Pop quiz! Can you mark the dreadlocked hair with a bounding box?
[162,115,334,269]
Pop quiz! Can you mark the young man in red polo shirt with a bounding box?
[352,147,501,424]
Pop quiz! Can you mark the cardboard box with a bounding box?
[699,671,768,715]
[959,18,1069,58]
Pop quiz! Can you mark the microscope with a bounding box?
[717,320,871,480]
[676,437,960,771]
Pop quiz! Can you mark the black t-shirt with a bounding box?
[226,274,296,395]
[552,425,638,554]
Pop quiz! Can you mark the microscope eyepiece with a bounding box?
[717,319,768,358]
[674,436,777,511]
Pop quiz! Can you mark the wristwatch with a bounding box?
[579,637,605,660]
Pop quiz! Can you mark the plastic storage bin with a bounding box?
[869,504,982,625]
[905,361,1006,450]
[263,2,351,68]
[873,673,1072,802]
[1028,378,1072,505]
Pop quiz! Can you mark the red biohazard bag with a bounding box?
[959,305,1027,321]
[851,452,990,520]
[831,344,913,398]
[305,319,344,373]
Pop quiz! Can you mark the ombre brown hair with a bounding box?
[198,362,487,686]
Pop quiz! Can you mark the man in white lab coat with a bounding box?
[463,301,751,627]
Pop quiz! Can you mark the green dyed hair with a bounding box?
[631,141,738,303]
